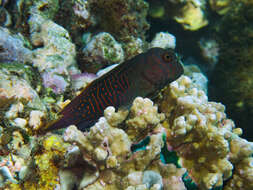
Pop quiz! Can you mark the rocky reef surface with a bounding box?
[0,0,253,190]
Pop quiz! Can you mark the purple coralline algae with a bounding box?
[28,14,79,94]
[0,27,31,63]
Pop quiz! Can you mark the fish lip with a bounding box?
[173,67,184,81]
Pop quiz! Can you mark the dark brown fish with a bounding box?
[44,48,183,132]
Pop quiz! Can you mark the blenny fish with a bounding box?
[45,48,183,132]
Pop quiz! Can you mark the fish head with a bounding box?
[143,48,184,87]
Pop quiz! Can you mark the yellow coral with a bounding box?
[161,76,244,189]
[21,135,68,190]
[5,183,22,190]
[224,157,253,190]
[43,135,67,152]
[33,153,59,189]
[174,1,208,31]
[126,97,165,141]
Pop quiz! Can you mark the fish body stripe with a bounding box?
[96,85,105,109]
[91,93,101,112]
[60,70,132,126]
[80,71,131,118]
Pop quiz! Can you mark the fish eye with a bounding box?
[162,52,173,62]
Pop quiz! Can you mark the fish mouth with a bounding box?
[176,63,184,78]
[171,63,184,81]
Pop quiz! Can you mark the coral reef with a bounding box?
[209,0,253,141]
[3,76,253,189]
[29,14,79,94]
[0,27,32,63]
[61,97,185,189]
[173,0,208,31]
[224,157,253,190]
[160,76,253,189]
[1,96,187,189]
[150,32,176,49]
[0,63,46,114]
[87,0,150,45]
[0,0,253,189]
[183,64,208,94]
[81,32,124,73]
[148,0,208,31]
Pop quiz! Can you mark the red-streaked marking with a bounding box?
[124,75,130,88]
[150,60,164,77]
[103,79,113,104]
[108,78,114,93]
[96,85,105,109]
[88,98,95,113]
[119,75,126,91]
[104,78,112,97]
[112,88,118,104]
[92,93,101,112]
[100,92,110,106]
[122,74,129,89]
[117,75,125,91]
[109,77,118,104]
[86,105,91,114]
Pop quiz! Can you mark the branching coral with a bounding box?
[160,76,253,189]
[224,157,253,190]
[2,76,253,189]
[61,97,185,189]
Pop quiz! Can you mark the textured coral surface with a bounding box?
[0,0,253,190]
